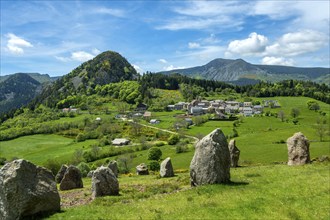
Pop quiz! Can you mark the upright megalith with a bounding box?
[92,166,119,198]
[160,157,174,178]
[55,164,68,183]
[0,159,60,220]
[59,165,83,190]
[108,160,119,177]
[287,132,310,165]
[228,139,240,167]
[190,128,231,186]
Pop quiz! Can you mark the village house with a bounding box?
[150,119,160,124]
[112,138,130,146]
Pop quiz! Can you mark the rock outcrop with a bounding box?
[160,157,174,177]
[287,132,310,165]
[0,159,60,220]
[59,165,83,190]
[108,160,119,177]
[190,128,231,186]
[228,139,240,167]
[92,166,119,198]
[136,163,149,175]
[55,164,68,183]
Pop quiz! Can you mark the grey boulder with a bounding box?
[160,157,174,177]
[287,132,310,165]
[228,139,240,167]
[108,160,119,177]
[59,165,83,190]
[136,163,149,175]
[55,164,68,183]
[0,159,60,220]
[190,128,231,186]
[92,166,119,198]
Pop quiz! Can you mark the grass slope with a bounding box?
[49,163,329,220]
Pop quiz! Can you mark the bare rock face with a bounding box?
[160,157,175,178]
[59,165,83,190]
[190,128,231,186]
[55,164,68,183]
[136,163,149,175]
[0,159,60,220]
[92,166,119,198]
[108,160,119,177]
[287,132,310,165]
[228,139,240,167]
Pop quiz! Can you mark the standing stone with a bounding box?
[108,160,119,177]
[92,166,119,198]
[136,163,149,175]
[0,159,60,220]
[190,128,231,186]
[228,139,240,167]
[160,157,174,177]
[55,164,68,183]
[59,165,83,190]
[87,170,94,178]
[287,132,310,165]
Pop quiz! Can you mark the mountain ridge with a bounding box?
[160,58,330,84]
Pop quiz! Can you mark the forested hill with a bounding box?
[160,58,330,84]
[29,51,138,109]
[0,73,42,114]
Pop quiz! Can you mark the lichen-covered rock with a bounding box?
[87,170,94,178]
[160,157,174,177]
[228,139,240,167]
[287,132,310,165]
[59,165,83,190]
[190,128,231,186]
[108,160,119,177]
[92,166,119,198]
[136,163,149,175]
[0,159,60,220]
[55,164,68,183]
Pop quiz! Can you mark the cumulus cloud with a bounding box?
[6,33,33,54]
[133,64,143,73]
[158,59,168,64]
[71,51,95,62]
[261,56,294,66]
[265,30,328,56]
[188,42,200,49]
[92,48,101,55]
[226,32,268,56]
[163,65,186,71]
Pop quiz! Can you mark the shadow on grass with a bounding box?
[225,181,249,186]
[22,210,65,220]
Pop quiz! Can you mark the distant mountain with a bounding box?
[31,50,139,108]
[0,73,42,114]
[161,58,330,85]
[0,72,58,83]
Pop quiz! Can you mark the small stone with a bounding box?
[55,164,68,183]
[136,163,149,175]
[108,160,119,177]
[92,166,119,198]
[228,139,240,167]
[59,165,83,190]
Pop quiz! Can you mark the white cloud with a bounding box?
[163,65,186,71]
[158,59,168,64]
[6,33,33,54]
[133,64,143,73]
[226,32,268,56]
[92,48,101,55]
[71,51,95,62]
[93,7,126,17]
[265,30,328,57]
[261,56,294,66]
[55,56,71,62]
[188,42,200,49]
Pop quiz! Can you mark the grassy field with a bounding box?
[48,163,329,220]
[0,134,98,165]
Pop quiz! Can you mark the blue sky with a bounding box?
[1,0,329,77]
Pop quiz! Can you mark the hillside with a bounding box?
[0,72,57,83]
[161,58,330,85]
[30,51,138,109]
[0,73,42,114]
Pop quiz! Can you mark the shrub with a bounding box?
[148,160,160,171]
[168,134,180,145]
[155,141,165,147]
[43,159,62,175]
[176,144,188,154]
[0,157,6,165]
[148,147,162,161]
[77,162,91,177]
